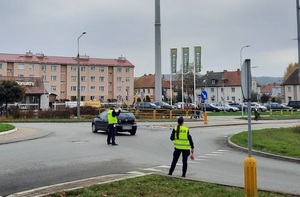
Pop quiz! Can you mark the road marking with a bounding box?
[194,158,206,161]
[157,165,170,168]
[217,149,227,152]
[198,155,210,158]
[206,153,220,156]
[143,168,162,172]
[211,151,223,154]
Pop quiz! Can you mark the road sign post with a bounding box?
[200,90,208,124]
[241,59,258,197]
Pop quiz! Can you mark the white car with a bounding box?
[211,103,239,112]
[242,102,267,112]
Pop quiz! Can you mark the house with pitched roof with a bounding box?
[282,67,300,102]
[134,74,170,102]
[261,83,282,97]
[197,69,261,103]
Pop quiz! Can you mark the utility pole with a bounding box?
[155,0,162,101]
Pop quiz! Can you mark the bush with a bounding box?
[69,106,99,116]
[38,110,71,119]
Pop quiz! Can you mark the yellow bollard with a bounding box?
[244,156,257,197]
[203,112,208,124]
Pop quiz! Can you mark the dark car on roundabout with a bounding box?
[265,103,293,110]
[92,109,137,135]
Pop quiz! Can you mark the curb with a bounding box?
[7,172,150,197]
[0,128,17,135]
[227,135,300,164]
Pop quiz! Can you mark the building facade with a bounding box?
[282,67,300,102]
[0,52,135,106]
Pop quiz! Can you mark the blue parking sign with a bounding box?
[200,90,208,100]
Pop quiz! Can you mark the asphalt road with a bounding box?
[0,121,299,196]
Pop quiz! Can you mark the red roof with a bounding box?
[135,74,170,89]
[0,53,134,67]
[261,83,280,94]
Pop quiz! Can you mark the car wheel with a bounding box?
[229,109,233,112]
[92,124,98,133]
[130,130,136,135]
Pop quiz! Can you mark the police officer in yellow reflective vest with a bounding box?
[168,116,194,177]
[107,105,121,146]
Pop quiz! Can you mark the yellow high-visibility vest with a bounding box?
[173,125,191,150]
[108,110,118,124]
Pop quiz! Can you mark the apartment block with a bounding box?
[0,51,135,105]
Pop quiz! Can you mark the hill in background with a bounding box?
[253,76,282,86]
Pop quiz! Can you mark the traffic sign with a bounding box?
[200,90,208,100]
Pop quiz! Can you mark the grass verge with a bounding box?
[0,123,15,132]
[231,126,300,158]
[48,174,295,197]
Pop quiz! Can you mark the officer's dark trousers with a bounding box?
[169,148,190,176]
[107,124,116,144]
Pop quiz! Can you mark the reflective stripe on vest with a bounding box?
[173,125,191,150]
[108,110,118,124]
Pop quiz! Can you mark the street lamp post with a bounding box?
[240,45,250,117]
[77,32,86,119]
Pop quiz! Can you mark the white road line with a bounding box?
[198,156,210,158]
[157,165,170,168]
[194,158,207,161]
[143,168,162,172]
[217,149,228,152]
[206,153,220,156]
[211,151,223,154]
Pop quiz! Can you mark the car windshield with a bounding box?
[119,112,135,119]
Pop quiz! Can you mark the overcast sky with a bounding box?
[0,0,297,78]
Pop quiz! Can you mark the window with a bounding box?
[29,65,35,70]
[51,76,57,81]
[42,75,46,81]
[81,86,86,91]
[90,76,95,82]
[42,65,47,71]
[0,63,2,69]
[18,74,24,77]
[90,66,96,72]
[29,74,34,77]
[7,69,12,72]
[108,82,112,85]
[71,86,76,91]
[99,67,105,72]
[231,96,235,101]
[51,65,57,71]
[287,87,291,92]
[90,86,96,91]
[108,72,112,76]
[211,88,214,92]
[51,86,57,91]
[81,76,86,82]
[71,96,76,101]
[125,67,130,72]
[212,80,215,85]
[61,70,66,74]
[221,88,224,92]
[61,81,66,84]
[147,89,150,93]
[18,64,25,70]
[117,77,122,82]
[99,76,105,82]
[117,67,122,72]
[71,76,77,82]
[117,86,122,91]
[126,77,130,82]
[90,96,95,100]
[99,86,105,91]
[231,87,235,93]
[99,96,104,101]
[71,66,77,71]
[60,91,66,95]
[80,66,86,72]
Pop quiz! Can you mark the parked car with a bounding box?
[265,103,292,110]
[228,103,242,111]
[136,102,159,109]
[202,103,221,112]
[287,101,300,109]
[91,110,137,135]
[153,101,173,109]
[212,103,239,112]
[242,102,267,112]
